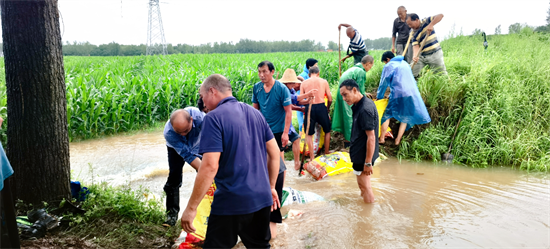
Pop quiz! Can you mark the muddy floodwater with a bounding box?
[70,130,550,248]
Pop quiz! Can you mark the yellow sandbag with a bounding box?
[305,152,388,180]
[311,152,354,177]
[300,124,325,156]
[374,99,392,138]
[191,182,216,240]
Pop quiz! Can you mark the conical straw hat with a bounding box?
[279,69,301,84]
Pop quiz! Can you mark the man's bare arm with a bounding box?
[266,138,281,210]
[412,44,420,62]
[365,130,375,164]
[291,105,305,112]
[325,81,333,109]
[189,157,201,171]
[297,89,318,102]
[338,23,352,30]
[364,130,376,175]
[427,14,444,30]
[253,103,260,110]
[266,138,280,189]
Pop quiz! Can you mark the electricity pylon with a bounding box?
[146,0,167,55]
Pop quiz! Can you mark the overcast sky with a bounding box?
[30,0,550,46]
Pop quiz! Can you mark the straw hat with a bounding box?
[279,69,301,84]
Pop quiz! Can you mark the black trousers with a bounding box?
[203,206,272,249]
[163,146,185,216]
[0,179,20,248]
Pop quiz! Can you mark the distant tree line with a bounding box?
[59,37,393,56]
[507,4,550,34]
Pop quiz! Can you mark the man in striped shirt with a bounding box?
[339,23,369,64]
[407,13,447,78]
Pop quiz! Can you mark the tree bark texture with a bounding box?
[1,0,70,204]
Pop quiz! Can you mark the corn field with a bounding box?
[0,33,549,171]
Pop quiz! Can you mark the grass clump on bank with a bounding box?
[18,183,179,248]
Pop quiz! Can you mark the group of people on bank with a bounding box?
[161,6,444,248]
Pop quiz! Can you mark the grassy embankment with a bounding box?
[397,32,550,171]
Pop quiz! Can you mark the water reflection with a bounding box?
[70,130,550,248]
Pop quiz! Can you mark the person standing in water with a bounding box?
[332,55,374,147]
[181,74,280,248]
[339,79,379,203]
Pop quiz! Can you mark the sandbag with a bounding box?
[375,99,392,138]
[281,187,324,206]
[304,152,353,180]
[178,183,216,249]
[299,123,325,156]
[304,152,387,180]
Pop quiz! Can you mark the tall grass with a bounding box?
[398,32,550,171]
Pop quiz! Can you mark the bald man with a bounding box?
[162,107,205,227]
[339,23,369,64]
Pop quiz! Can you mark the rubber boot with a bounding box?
[163,190,179,227]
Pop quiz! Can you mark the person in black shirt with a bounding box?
[339,79,379,203]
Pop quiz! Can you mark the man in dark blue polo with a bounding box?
[181,74,281,248]
[162,107,204,227]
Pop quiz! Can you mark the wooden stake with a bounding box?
[402,31,413,56]
[338,30,342,77]
[299,97,314,176]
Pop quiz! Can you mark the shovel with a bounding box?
[401,31,413,56]
[442,103,466,162]
[299,97,314,176]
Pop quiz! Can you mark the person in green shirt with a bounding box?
[332,55,374,144]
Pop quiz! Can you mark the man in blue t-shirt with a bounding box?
[181,74,280,248]
[252,61,293,238]
[252,61,293,154]
[162,107,204,227]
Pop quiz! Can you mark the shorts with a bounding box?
[270,171,285,223]
[352,49,369,64]
[303,103,332,136]
[203,206,272,248]
[352,162,376,176]
[273,131,300,151]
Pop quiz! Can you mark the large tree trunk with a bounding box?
[1,0,70,204]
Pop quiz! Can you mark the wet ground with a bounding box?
[70,130,550,248]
